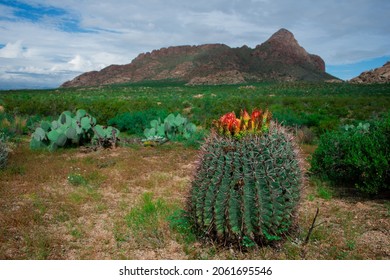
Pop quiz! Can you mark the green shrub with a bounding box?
[182,128,208,149]
[108,109,168,135]
[310,114,390,195]
[273,110,325,128]
[273,110,338,137]
[0,111,29,139]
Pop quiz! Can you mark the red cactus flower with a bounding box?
[220,112,236,125]
[219,112,236,131]
[232,118,241,134]
[215,107,271,137]
[251,109,262,122]
[249,109,262,132]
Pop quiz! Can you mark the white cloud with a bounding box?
[66,55,93,72]
[0,0,389,88]
[0,41,26,58]
[50,52,125,73]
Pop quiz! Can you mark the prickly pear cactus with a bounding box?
[92,125,120,148]
[0,139,8,169]
[188,108,303,246]
[30,109,119,150]
[143,113,196,142]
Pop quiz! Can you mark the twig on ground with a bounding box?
[304,207,320,245]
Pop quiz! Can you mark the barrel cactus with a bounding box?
[0,138,8,169]
[187,108,303,247]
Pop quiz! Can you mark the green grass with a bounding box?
[67,173,87,186]
[1,82,389,140]
[24,230,50,260]
[125,192,178,248]
[70,227,83,239]
[313,179,334,200]
[167,209,197,245]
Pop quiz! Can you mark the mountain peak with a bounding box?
[253,28,325,72]
[61,29,335,87]
[269,28,295,41]
[261,28,299,48]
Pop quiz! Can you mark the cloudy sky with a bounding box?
[0,0,389,89]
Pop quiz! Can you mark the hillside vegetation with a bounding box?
[1,82,389,135]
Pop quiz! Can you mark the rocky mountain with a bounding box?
[61,28,337,87]
[349,61,390,84]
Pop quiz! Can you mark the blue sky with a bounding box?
[0,0,389,89]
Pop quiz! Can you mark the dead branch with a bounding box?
[304,207,320,245]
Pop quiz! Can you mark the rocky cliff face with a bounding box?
[350,61,390,84]
[252,28,325,71]
[61,28,336,87]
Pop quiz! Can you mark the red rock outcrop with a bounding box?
[61,29,336,87]
[350,61,390,84]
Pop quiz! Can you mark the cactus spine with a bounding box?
[188,109,303,246]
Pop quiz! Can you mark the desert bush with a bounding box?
[182,128,208,149]
[0,138,8,169]
[273,110,338,137]
[273,110,311,127]
[108,109,168,135]
[0,111,29,139]
[310,114,390,195]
